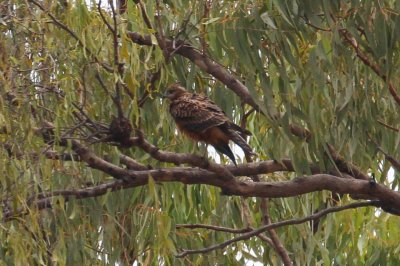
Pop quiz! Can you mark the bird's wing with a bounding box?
[170,94,229,132]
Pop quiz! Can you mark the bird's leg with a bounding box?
[201,143,209,160]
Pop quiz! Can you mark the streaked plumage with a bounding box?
[164,83,255,165]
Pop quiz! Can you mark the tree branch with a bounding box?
[126,31,314,141]
[37,122,130,180]
[327,144,370,180]
[128,131,236,180]
[377,147,400,172]
[259,198,292,265]
[339,29,400,106]
[377,119,399,132]
[4,170,400,222]
[175,201,381,257]
[28,0,113,72]
[176,223,253,234]
[126,32,261,112]
[303,16,400,106]
[176,222,285,248]
[98,0,124,118]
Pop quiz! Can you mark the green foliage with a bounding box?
[0,0,399,265]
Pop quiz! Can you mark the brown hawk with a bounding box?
[164,84,255,165]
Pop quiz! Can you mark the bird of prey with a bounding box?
[164,83,255,165]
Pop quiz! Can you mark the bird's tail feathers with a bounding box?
[213,143,237,166]
[227,130,256,158]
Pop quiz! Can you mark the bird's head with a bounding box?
[163,83,188,100]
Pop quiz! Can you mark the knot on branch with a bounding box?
[109,116,133,147]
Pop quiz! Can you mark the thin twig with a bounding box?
[97,0,114,33]
[28,0,113,72]
[240,104,292,264]
[136,1,153,30]
[260,198,292,265]
[155,0,168,59]
[304,12,400,106]
[175,201,381,258]
[98,0,124,117]
[377,119,399,132]
[138,69,161,107]
[327,144,370,180]
[376,147,400,172]
[177,214,275,246]
[301,16,331,32]
[339,29,400,106]
[239,197,272,246]
[176,224,253,234]
[199,0,211,54]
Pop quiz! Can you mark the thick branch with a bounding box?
[128,132,236,180]
[68,139,130,179]
[4,170,400,222]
